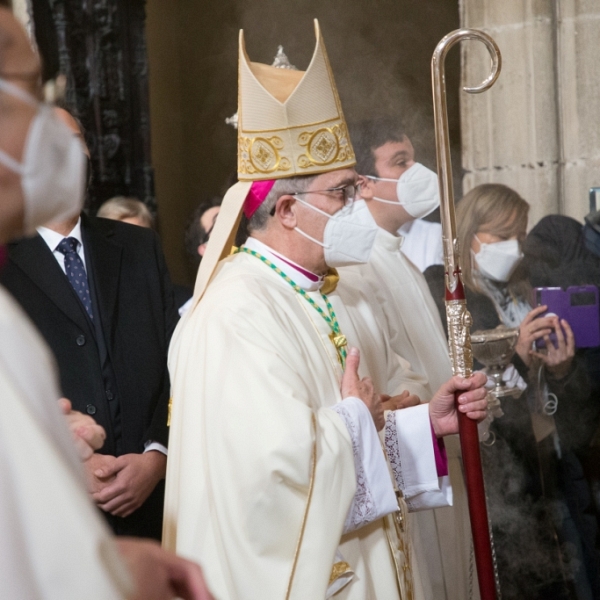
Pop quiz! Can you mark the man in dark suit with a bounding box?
[1,208,178,540]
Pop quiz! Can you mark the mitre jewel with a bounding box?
[225,46,298,130]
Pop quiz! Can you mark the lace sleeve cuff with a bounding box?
[331,397,398,533]
[384,403,453,512]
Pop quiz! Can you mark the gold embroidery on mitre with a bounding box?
[298,123,354,169]
[329,561,352,585]
[239,136,292,176]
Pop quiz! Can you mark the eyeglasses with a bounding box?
[294,183,359,206]
[269,183,359,216]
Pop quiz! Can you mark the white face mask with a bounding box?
[293,198,378,267]
[0,79,86,236]
[473,236,523,282]
[368,162,440,219]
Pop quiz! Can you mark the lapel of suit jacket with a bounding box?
[81,216,123,345]
[9,234,93,335]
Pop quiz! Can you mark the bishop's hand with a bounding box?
[381,390,421,411]
[341,347,384,431]
[428,372,488,437]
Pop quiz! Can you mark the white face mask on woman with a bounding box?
[293,198,378,267]
[473,235,523,282]
[0,79,86,236]
[367,162,440,219]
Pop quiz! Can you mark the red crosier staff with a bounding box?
[431,29,502,600]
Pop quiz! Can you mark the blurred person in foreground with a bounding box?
[164,20,488,600]
[97,196,154,228]
[337,118,479,600]
[425,184,598,599]
[0,7,211,598]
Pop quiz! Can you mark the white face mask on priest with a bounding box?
[245,168,379,274]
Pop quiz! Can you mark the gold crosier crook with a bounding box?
[431,29,501,600]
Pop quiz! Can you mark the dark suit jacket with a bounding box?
[1,215,178,539]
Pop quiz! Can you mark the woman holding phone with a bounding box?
[425,184,598,598]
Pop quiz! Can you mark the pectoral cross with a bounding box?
[329,332,347,366]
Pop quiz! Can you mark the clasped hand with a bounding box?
[381,390,421,411]
[87,451,166,518]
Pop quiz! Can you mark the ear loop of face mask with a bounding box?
[293,196,332,249]
[0,78,39,175]
[471,234,486,264]
[366,175,405,206]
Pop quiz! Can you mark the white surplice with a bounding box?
[339,228,480,600]
[397,219,444,274]
[0,285,132,599]
[164,238,451,600]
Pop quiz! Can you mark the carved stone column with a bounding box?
[30,0,155,213]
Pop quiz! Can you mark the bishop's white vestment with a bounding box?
[0,285,132,599]
[164,238,452,600]
[339,228,479,600]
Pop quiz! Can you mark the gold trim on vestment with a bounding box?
[383,491,415,600]
[285,413,318,600]
[329,561,352,585]
[167,397,173,427]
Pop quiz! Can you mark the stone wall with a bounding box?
[460,0,600,225]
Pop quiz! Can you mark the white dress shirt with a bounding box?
[38,218,87,273]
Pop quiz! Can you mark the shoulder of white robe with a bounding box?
[187,181,253,317]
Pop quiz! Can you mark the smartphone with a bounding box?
[534,286,600,349]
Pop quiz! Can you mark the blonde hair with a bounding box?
[456,184,529,295]
[97,197,154,228]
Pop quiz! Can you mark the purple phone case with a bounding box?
[534,286,600,348]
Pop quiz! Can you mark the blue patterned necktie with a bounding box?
[56,237,94,320]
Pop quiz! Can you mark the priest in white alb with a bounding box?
[338,119,480,600]
[164,20,488,600]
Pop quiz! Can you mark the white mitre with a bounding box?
[238,20,354,180]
